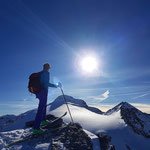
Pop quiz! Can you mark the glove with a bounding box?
[56,82,62,88]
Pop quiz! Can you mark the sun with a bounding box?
[80,56,98,73]
[75,50,101,77]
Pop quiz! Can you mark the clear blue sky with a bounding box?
[0,0,150,115]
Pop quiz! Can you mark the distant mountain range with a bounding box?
[0,95,150,150]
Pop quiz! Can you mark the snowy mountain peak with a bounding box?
[105,102,122,115]
[50,95,88,111]
[0,97,150,149]
[120,102,137,109]
[120,103,150,138]
[105,102,150,138]
[105,102,137,115]
[49,95,103,114]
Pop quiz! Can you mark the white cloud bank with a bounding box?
[87,90,110,102]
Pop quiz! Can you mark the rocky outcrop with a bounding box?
[106,102,150,138]
[97,134,115,150]
[52,123,93,150]
[120,102,150,138]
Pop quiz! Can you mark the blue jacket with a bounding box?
[40,71,56,90]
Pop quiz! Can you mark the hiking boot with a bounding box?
[40,120,50,126]
[32,129,45,135]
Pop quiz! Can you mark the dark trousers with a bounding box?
[33,89,48,130]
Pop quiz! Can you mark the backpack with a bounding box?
[28,72,43,94]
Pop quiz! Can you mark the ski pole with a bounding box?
[60,87,74,123]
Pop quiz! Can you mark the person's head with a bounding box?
[43,63,50,72]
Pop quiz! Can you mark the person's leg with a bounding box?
[33,90,46,129]
[41,90,48,121]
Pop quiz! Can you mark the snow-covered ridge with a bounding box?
[1,96,150,150]
[105,102,135,115]
[105,102,150,138]
[0,115,16,131]
[50,95,103,114]
[0,95,103,132]
[0,109,37,132]
[50,95,88,110]
[120,102,150,138]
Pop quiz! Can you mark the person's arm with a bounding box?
[49,83,57,88]
[48,72,57,88]
[40,72,57,89]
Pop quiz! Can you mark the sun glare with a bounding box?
[80,56,98,73]
[75,50,102,77]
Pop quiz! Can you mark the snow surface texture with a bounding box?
[0,109,37,132]
[0,95,150,150]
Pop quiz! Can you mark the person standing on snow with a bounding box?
[32,63,62,134]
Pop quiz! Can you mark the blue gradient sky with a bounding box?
[0,0,150,115]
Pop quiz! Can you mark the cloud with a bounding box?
[131,92,150,99]
[100,90,110,100]
[111,91,149,97]
[87,90,110,102]
[129,103,150,114]
[0,103,36,109]
[91,104,115,112]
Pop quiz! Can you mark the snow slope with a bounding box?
[48,96,150,150]
[0,109,37,132]
[0,95,150,150]
[50,95,103,114]
[106,102,150,138]
[50,105,150,150]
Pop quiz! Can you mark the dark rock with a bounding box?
[52,123,93,150]
[6,119,14,124]
[97,134,115,150]
[120,103,150,138]
[110,145,116,150]
[105,102,150,138]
